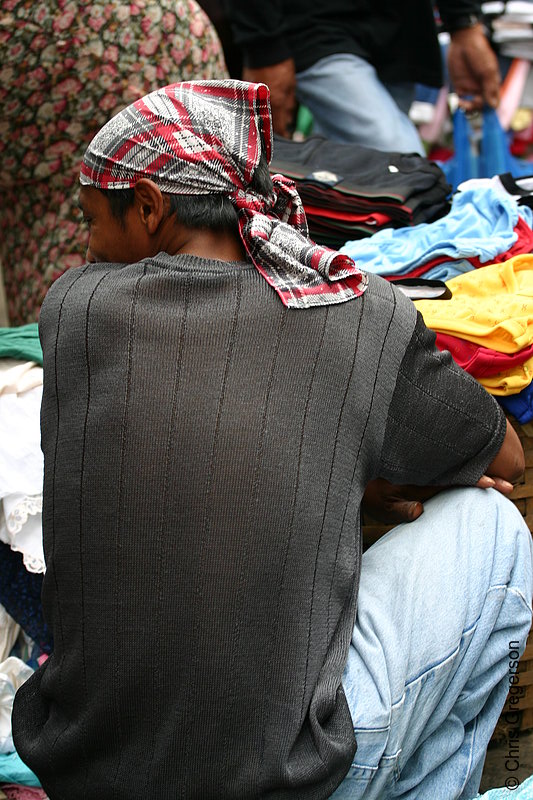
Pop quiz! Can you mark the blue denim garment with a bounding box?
[333,487,533,800]
[295,53,424,155]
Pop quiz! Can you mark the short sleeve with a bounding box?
[379,312,507,486]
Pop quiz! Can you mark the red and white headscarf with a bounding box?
[80,80,367,309]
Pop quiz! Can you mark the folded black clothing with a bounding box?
[270,134,452,239]
[271,134,451,201]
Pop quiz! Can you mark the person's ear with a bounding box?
[133,178,165,234]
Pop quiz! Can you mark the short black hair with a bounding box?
[101,145,273,234]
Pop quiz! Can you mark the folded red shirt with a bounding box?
[435,333,533,379]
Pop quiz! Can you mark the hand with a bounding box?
[475,474,515,496]
[447,23,501,111]
[362,473,516,528]
[362,479,441,525]
[242,60,297,137]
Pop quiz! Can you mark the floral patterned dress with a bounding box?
[0,0,228,325]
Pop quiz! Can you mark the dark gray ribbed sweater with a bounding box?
[12,254,505,799]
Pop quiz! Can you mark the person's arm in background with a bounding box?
[221,0,296,136]
[437,1,501,110]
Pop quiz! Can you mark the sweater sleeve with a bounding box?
[221,0,292,67]
[378,312,507,487]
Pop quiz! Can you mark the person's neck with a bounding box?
[156,219,247,263]
[177,228,247,262]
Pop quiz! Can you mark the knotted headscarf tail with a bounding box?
[80,80,368,309]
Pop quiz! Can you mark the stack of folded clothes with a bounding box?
[412,254,533,423]
[339,181,533,283]
[270,134,452,248]
[338,180,533,423]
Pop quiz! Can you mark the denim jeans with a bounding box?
[333,487,533,799]
[295,53,425,155]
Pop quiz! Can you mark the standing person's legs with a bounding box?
[332,487,533,800]
[295,53,425,155]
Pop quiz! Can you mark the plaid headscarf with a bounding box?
[80,80,367,309]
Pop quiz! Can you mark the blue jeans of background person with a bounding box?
[296,53,425,155]
[334,487,533,799]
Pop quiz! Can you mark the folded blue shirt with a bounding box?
[340,186,533,276]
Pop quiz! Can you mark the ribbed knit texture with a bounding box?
[12,254,505,799]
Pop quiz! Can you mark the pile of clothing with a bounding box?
[0,326,47,798]
[270,134,452,249]
[414,255,533,419]
[340,179,533,424]
[0,611,46,797]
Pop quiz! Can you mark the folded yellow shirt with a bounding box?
[414,254,533,354]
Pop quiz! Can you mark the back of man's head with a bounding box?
[80,80,274,198]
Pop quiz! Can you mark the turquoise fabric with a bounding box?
[0,750,41,786]
[0,324,42,365]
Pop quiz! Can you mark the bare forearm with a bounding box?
[485,418,525,484]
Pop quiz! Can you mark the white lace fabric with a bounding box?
[0,493,44,574]
[0,360,45,573]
